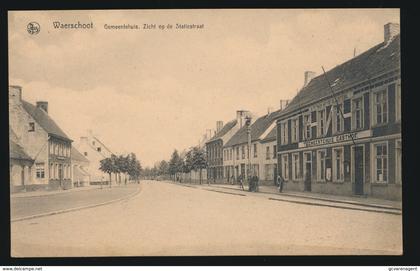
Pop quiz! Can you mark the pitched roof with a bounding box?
[261,125,277,142]
[10,140,33,161]
[224,111,280,147]
[71,146,89,163]
[22,100,72,141]
[276,35,400,118]
[206,119,237,144]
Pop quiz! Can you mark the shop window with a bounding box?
[352,97,364,130]
[292,153,301,180]
[36,163,45,179]
[281,154,289,180]
[333,148,344,182]
[317,149,327,182]
[373,89,388,126]
[236,147,239,160]
[396,140,402,184]
[374,143,388,183]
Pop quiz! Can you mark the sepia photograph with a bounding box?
[8,8,402,257]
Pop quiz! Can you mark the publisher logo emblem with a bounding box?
[27,22,40,35]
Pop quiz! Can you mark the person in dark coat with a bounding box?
[277,174,284,193]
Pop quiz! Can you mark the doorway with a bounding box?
[353,146,364,195]
[304,152,312,192]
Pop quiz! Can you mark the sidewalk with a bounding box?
[211,184,402,210]
[11,185,101,199]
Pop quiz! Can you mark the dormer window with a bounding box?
[28,122,35,132]
[92,141,95,146]
[97,147,101,152]
[84,152,88,156]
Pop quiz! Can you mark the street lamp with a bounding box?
[245,115,252,188]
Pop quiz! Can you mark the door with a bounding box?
[273,164,278,186]
[304,152,312,191]
[354,146,364,195]
[21,166,25,186]
[58,164,63,187]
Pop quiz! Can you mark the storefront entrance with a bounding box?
[353,146,364,195]
[304,152,312,192]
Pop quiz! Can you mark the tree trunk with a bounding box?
[199,168,202,185]
[109,173,112,188]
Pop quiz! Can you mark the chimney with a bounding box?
[304,71,316,87]
[267,107,274,115]
[216,121,223,133]
[236,110,249,128]
[36,101,48,113]
[9,85,22,105]
[384,22,400,43]
[280,99,290,111]
[206,129,213,139]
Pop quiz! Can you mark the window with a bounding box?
[236,147,239,160]
[254,144,258,158]
[396,140,402,184]
[241,145,245,159]
[332,148,344,182]
[374,143,388,183]
[303,114,311,140]
[36,163,45,179]
[317,149,327,182]
[273,145,277,159]
[28,122,35,132]
[373,89,388,125]
[292,153,301,180]
[333,104,344,134]
[396,83,401,122]
[266,146,270,160]
[49,163,53,179]
[352,97,364,130]
[280,121,288,145]
[97,147,101,152]
[49,141,53,154]
[84,152,88,157]
[318,109,326,137]
[291,118,299,143]
[281,154,289,180]
[92,141,95,146]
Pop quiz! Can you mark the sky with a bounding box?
[8,9,399,167]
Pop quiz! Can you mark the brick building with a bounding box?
[274,23,401,200]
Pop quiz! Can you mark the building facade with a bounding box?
[75,130,114,185]
[275,23,401,200]
[9,85,73,190]
[223,110,280,185]
[71,146,90,187]
[206,110,250,183]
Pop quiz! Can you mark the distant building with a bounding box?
[71,146,90,187]
[223,110,280,185]
[274,23,401,200]
[9,85,73,191]
[75,130,114,185]
[206,110,254,183]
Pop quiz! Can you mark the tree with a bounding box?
[127,153,142,182]
[99,156,117,188]
[191,146,207,185]
[169,149,183,180]
[157,160,169,176]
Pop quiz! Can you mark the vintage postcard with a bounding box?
[8,9,401,257]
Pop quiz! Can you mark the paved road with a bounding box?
[11,181,402,256]
[11,185,139,220]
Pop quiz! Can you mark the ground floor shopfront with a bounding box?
[278,133,402,200]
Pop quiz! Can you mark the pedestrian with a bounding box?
[238,174,244,191]
[277,174,284,193]
[231,175,235,185]
[250,173,259,192]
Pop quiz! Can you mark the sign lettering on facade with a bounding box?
[298,130,372,148]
